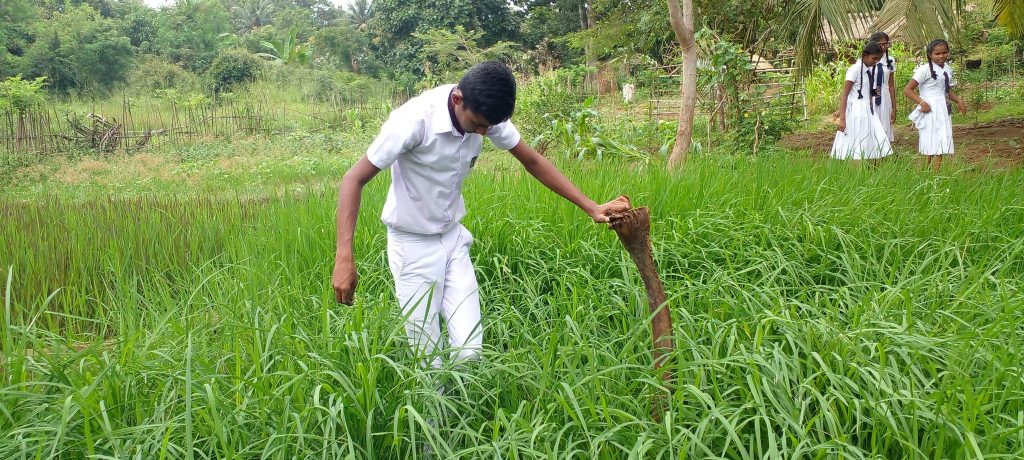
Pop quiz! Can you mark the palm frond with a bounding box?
[994,0,1024,38]
[872,0,964,47]
[790,0,868,76]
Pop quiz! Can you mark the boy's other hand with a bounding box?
[332,259,358,305]
[591,195,632,223]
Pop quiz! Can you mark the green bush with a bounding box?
[0,75,47,115]
[206,50,263,93]
[128,56,202,92]
[516,68,586,138]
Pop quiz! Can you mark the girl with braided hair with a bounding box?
[830,41,893,164]
[905,39,967,171]
[869,31,897,141]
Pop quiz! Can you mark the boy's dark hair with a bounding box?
[458,61,516,125]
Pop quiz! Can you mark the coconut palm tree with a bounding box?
[347,0,374,32]
[994,0,1024,38]
[789,0,967,74]
[231,0,277,34]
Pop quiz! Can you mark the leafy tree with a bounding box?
[414,26,518,76]
[520,0,582,67]
[21,4,133,94]
[236,25,280,54]
[34,0,117,17]
[313,23,373,73]
[289,0,341,27]
[566,0,675,62]
[370,0,520,76]
[21,32,78,94]
[274,6,316,40]
[0,0,37,78]
[155,0,231,72]
[119,5,160,50]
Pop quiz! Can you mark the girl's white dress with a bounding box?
[831,60,894,160]
[872,56,897,141]
[908,62,955,155]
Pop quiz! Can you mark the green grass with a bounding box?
[0,133,370,201]
[2,153,1023,458]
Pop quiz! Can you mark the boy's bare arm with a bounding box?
[508,141,630,222]
[333,156,381,305]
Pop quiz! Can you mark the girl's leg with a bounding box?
[933,155,943,172]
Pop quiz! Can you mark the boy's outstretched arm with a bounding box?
[333,156,381,305]
[508,141,631,222]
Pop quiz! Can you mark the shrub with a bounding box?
[206,50,262,93]
[128,56,201,92]
[0,75,47,115]
[516,68,586,137]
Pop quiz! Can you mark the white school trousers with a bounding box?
[386,224,482,368]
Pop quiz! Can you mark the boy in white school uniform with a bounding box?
[331,61,630,367]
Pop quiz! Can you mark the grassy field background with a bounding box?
[2,148,1023,458]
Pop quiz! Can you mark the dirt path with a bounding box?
[781,119,1024,168]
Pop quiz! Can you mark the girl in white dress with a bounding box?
[904,39,967,171]
[831,41,893,164]
[869,31,897,141]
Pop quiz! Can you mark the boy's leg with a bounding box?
[439,225,483,362]
[387,229,447,368]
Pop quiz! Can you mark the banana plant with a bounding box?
[256,27,309,66]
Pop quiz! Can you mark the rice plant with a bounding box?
[2,156,1023,458]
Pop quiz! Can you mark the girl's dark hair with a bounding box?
[862,41,883,57]
[926,39,950,80]
[869,31,894,71]
[856,42,883,102]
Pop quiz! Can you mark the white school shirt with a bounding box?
[912,62,956,98]
[844,60,879,104]
[874,56,897,98]
[366,84,522,235]
[876,56,897,88]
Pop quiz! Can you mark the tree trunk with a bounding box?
[579,0,597,92]
[666,0,696,169]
